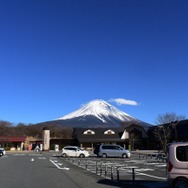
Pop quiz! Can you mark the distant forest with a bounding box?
[0,120,73,139]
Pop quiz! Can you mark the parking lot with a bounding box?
[59,153,169,188]
[0,151,170,188]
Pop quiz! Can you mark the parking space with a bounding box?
[2,152,169,188]
[61,154,167,182]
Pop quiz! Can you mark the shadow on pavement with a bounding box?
[97,179,170,188]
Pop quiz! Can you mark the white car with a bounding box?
[62,146,90,158]
[0,148,6,156]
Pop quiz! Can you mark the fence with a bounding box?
[138,153,157,160]
[65,158,137,182]
[137,153,167,163]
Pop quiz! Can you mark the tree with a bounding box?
[129,128,142,150]
[0,121,13,135]
[154,113,186,154]
[155,112,185,125]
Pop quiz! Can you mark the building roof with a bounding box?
[74,127,125,143]
[0,136,26,142]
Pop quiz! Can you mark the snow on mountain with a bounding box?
[56,99,143,126]
[37,99,151,128]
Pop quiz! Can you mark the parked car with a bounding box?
[167,142,188,188]
[0,148,6,156]
[62,146,90,158]
[94,144,131,158]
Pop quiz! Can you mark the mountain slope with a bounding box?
[57,100,135,123]
[39,99,152,128]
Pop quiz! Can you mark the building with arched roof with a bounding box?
[73,124,149,151]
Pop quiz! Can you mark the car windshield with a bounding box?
[79,148,85,151]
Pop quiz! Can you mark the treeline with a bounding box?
[0,120,73,138]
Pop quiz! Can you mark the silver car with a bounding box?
[167,142,188,188]
[97,144,131,158]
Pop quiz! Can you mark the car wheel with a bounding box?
[174,178,188,188]
[79,154,85,158]
[122,153,127,158]
[62,153,67,158]
[102,153,107,158]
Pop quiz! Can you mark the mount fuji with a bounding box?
[39,99,152,128]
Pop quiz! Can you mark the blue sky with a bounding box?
[0,0,188,125]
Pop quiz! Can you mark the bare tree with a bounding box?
[154,125,171,154]
[154,112,186,154]
[155,112,185,125]
[0,121,12,135]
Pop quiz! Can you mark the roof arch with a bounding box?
[104,129,115,135]
[83,129,95,135]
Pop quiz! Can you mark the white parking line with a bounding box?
[13,154,26,156]
[50,160,69,170]
[38,157,46,160]
[136,171,167,180]
[29,154,42,156]
[155,164,166,167]
[135,168,154,172]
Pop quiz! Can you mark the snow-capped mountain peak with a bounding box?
[57,99,134,124]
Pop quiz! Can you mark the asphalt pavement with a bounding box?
[0,152,143,188]
[0,151,170,188]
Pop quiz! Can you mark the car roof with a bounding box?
[101,144,120,146]
[64,146,79,148]
[170,142,188,145]
[169,142,188,147]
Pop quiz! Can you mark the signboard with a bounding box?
[43,130,50,151]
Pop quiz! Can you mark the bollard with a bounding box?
[85,161,88,169]
[96,161,98,174]
[132,168,135,182]
[111,166,113,180]
[78,160,80,166]
[100,166,102,175]
[105,164,107,177]
[117,168,119,181]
